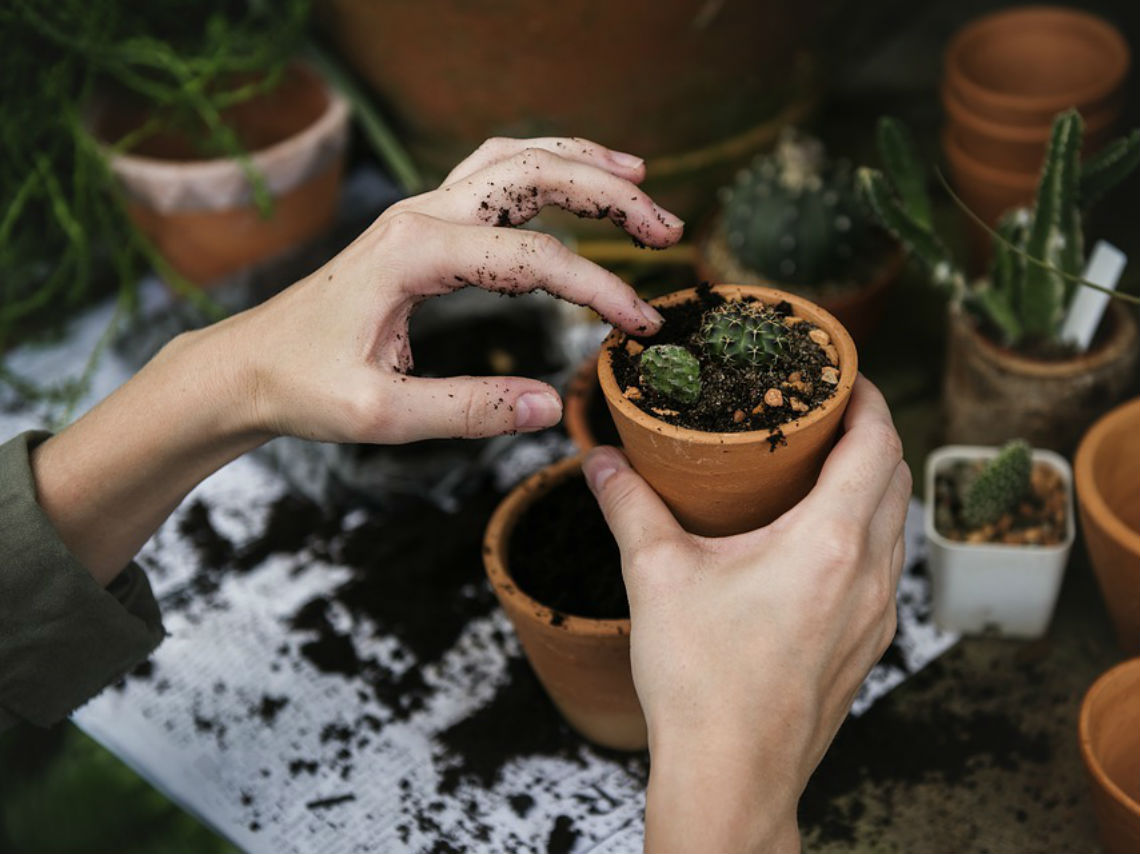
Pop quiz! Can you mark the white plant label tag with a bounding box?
[1060,240,1127,352]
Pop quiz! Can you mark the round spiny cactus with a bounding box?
[639,344,701,405]
[700,303,787,368]
[718,128,868,287]
[962,440,1033,528]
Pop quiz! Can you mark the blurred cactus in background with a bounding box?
[962,439,1032,528]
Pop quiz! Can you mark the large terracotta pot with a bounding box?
[483,455,645,751]
[93,63,350,286]
[318,0,821,224]
[1079,658,1140,854]
[1075,399,1140,653]
[598,284,857,537]
[942,128,1038,232]
[943,6,1130,128]
[696,220,903,347]
[942,302,1140,454]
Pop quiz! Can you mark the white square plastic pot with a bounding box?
[924,445,1076,639]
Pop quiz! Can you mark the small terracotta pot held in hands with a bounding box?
[598,284,858,537]
[1079,657,1140,854]
[943,6,1130,128]
[1075,398,1140,654]
[483,455,646,751]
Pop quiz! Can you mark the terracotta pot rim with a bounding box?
[1075,398,1140,556]
[564,355,602,452]
[1078,657,1140,820]
[695,216,905,312]
[941,84,1118,143]
[483,454,630,637]
[97,62,350,177]
[598,284,858,445]
[951,301,1138,377]
[944,6,1130,114]
[943,129,1040,190]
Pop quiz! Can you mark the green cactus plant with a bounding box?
[639,344,702,405]
[718,129,871,287]
[700,303,787,368]
[961,439,1033,528]
[857,112,1140,348]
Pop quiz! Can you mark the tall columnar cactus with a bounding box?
[718,130,869,287]
[961,439,1033,528]
[639,344,702,404]
[856,113,1140,347]
[700,303,787,368]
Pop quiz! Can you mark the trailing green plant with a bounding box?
[639,344,702,404]
[961,439,1032,528]
[857,112,1140,348]
[700,303,787,368]
[718,129,873,287]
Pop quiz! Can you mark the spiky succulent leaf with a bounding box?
[876,116,932,229]
[857,167,964,296]
[1079,129,1140,209]
[968,284,1023,345]
[639,344,701,405]
[700,303,787,368]
[990,208,1031,315]
[1021,110,1083,338]
[961,440,1033,529]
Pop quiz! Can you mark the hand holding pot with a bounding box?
[583,376,910,853]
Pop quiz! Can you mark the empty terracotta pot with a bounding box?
[942,128,1038,229]
[944,6,1130,128]
[1079,657,1140,854]
[564,354,605,452]
[598,284,857,537]
[483,455,646,750]
[1076,398,1140,653]
[93,63,350,286]
[942,302,1140,454]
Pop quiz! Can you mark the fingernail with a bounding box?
[639,301,665,329]
[583,447,627,494]
[652,203,685,230]
[515,391,562,430]
[610,150,644,169]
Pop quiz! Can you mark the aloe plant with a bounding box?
[857,111,1140,347]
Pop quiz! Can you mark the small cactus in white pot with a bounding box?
[924,440,1075,639]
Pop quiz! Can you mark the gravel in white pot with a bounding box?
[924,444,1075,639]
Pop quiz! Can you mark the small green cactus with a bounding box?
[639,344,701,404]
[961,440,1033,529]
[857,113,1140,348]
[700,303,787,368]
[718,129,870,286]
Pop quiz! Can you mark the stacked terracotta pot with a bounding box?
[942,7,1130,253]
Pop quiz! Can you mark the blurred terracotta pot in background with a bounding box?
[1079,658,1140,854]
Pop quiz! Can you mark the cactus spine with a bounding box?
[639,344,701,405]
[857,112,1140,348]
[700,303,787,368]
[961,440,1033,528]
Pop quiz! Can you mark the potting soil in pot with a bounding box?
[508,475,627,620]
[609,283,839,432]
[934,461,1067,545]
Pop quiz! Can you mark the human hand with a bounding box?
[201,136,683,445]
[582,376,910,853]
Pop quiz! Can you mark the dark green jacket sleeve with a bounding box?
[0,431,165,729]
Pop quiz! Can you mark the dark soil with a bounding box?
[506,474,627,620]
[934,461,1068,546]
[608,283,839,433]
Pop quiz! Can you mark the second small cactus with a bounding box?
[639,344,702,404]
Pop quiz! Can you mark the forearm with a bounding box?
[31,320,268,586]
[645,731,802,854]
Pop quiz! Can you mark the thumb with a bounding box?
[583,446,682,559]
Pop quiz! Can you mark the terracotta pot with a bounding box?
[93,63,350,286]
[598,285,857,537]
[944,6,1130,128]
[1079,657,1140,854]
[942,84,1118,174]
[942,302,1140,454]
[696,219,903,347]
[318,0,822,224]
[942,128,1038,229]
[564,355,602,452]
[1076,399,1140,653]
[483,455,645,751]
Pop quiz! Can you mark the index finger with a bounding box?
[441,136,647,186]
[798,375,905,528]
